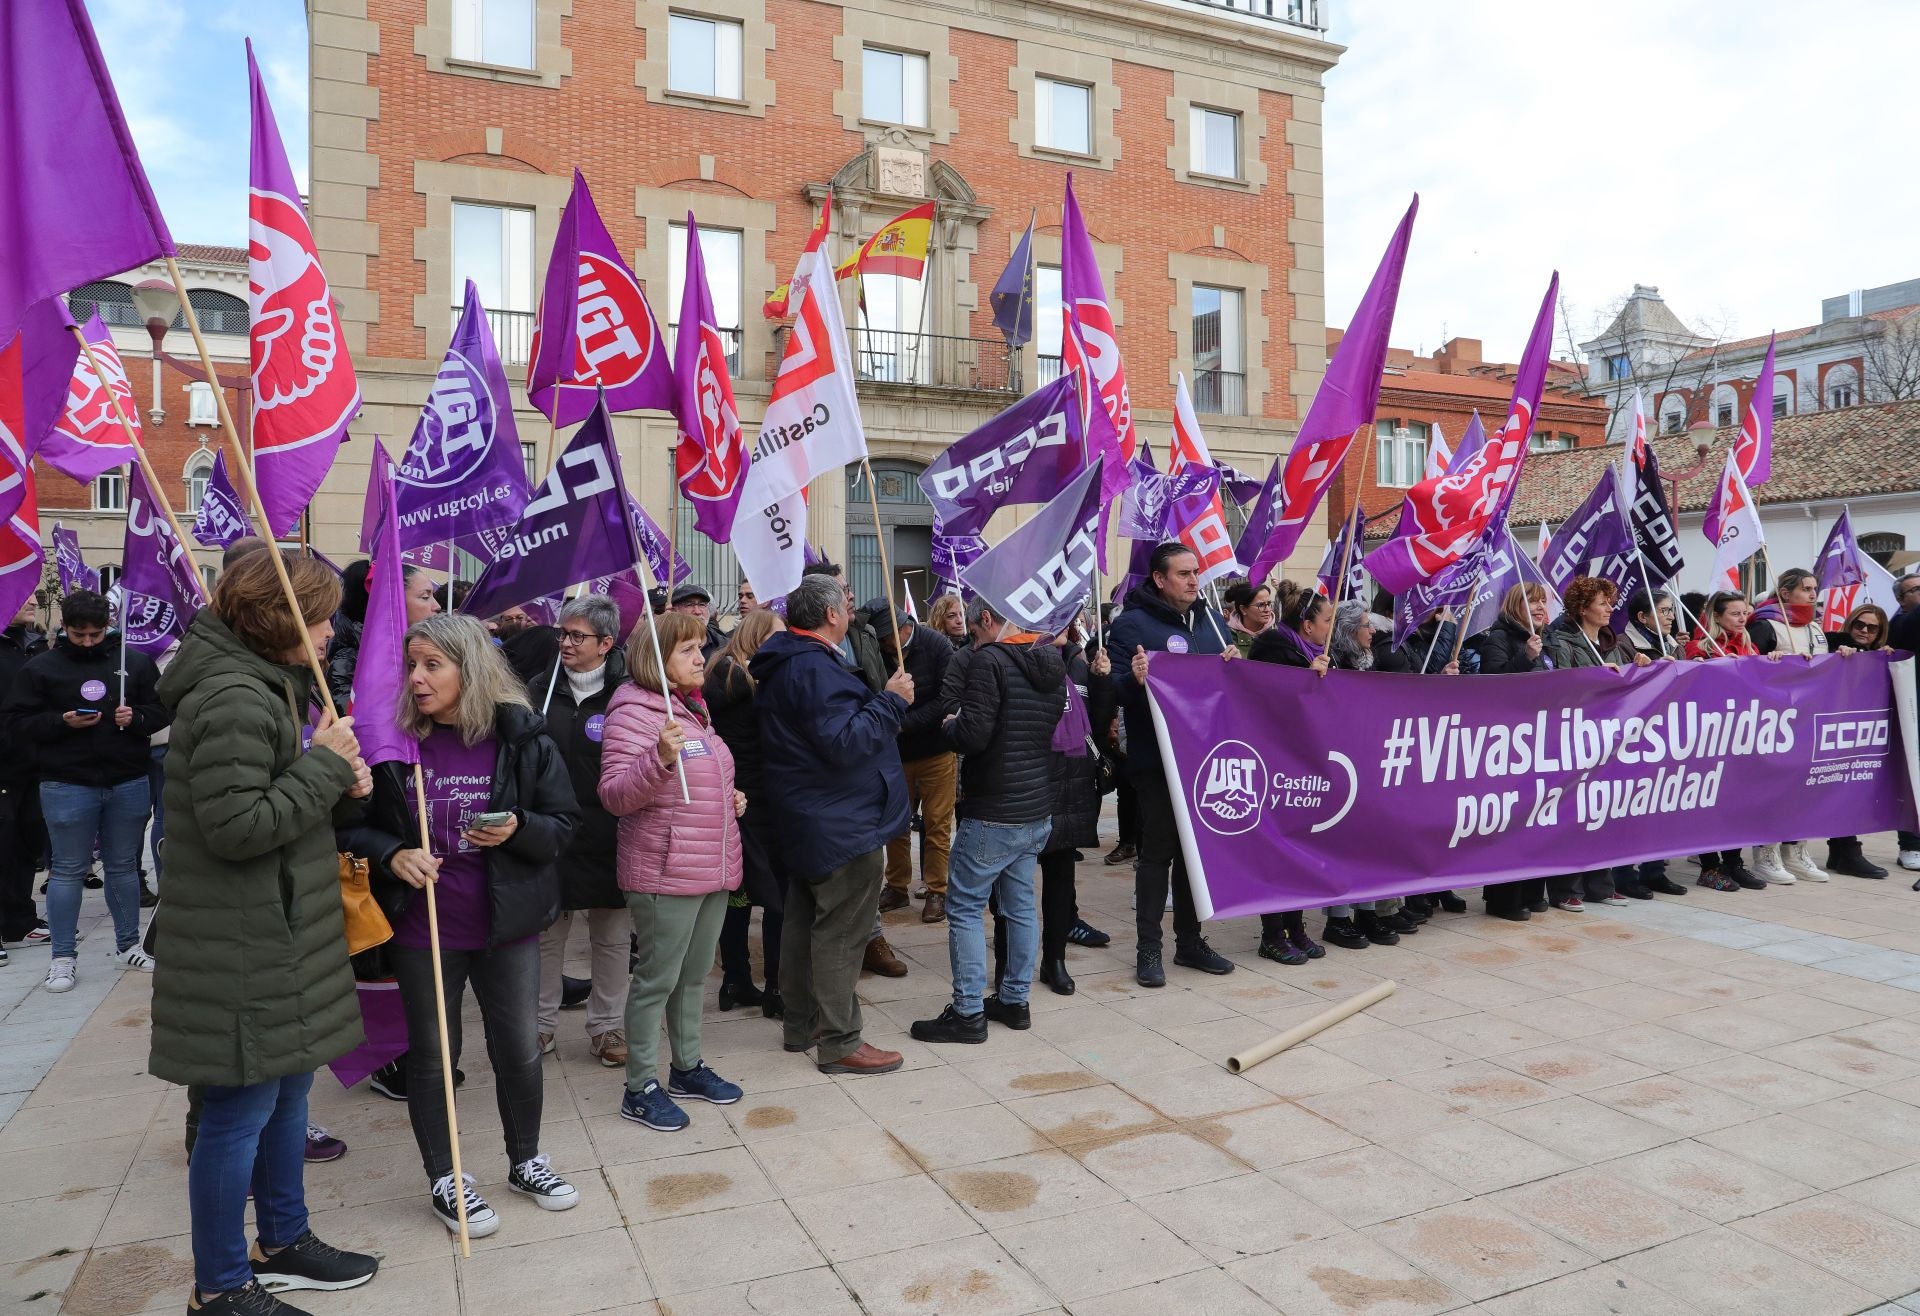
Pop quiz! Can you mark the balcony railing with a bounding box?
[1037,354,1065,387]
[465,307,535,366]
[1156,0,1324,28]
[773,327,1019,394]
[1193,368,1247,416]
[670,323,744,377]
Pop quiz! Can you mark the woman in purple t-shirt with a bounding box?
[343,614,582,1240]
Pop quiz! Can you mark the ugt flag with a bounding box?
[1314,504,1366,603]
[527,171,675,428]
[119,464,205,657]
[0,300,82,526]
[1239,197,1418,584]
[461,397,641,620]
[0,469,42,630]
[919,372,1084,539]
[190,450,256,550]
[351,443,419,769]
[249,40,358,538]
[1366,272,1558,593]
[394,281,529,550]
[1166,375,1238,588]
[1703,449,1764,593]
[671,214,749,544]
[40,313,141,483]
[1734,334,1777,488]
[1060,177,1135,508]
[52,523,98,594]
[628,494,691,588]
[0,0,176,346]
[962,458,1105,638]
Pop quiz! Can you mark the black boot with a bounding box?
[1355,910,1400,946]
[1402,896,1434,921]
[1827,841,1888,880]
[717,981,763,1011]
[1437,890,1468,913]
[1321,917,1369,950]
[1039,957,1076,996]
[760,988,784,1019]
[910,1005,988,1044]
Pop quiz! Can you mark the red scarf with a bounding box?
[1786,602,1815,627]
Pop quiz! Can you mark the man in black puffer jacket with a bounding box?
[0,595,48,946]
[911,602,1064,1045]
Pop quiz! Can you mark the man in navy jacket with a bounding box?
[751,574,915,1075]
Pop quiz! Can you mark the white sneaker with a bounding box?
[44,957,76,993]
[1900,850,1920,872]
[112,946,156,972]
[1780,842,1828,883]
[1751,844,1795,885]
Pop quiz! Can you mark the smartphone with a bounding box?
[74,708,100,717]
[469,810,514,829]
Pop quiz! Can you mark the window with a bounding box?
[1716,404,1734,427]
[185,454,213,513]
[93,470,126,512]
[452,202,535,364]
[451,0,534,68]
[862,47,928,128]
[1192,285,1245,415]
[186,289,249,335]
[667,221,744,374]
[668,14,743,100]
[1660,397,1686,434]
[1035,78,1092,155]
[1035,264,1064,384]
[185,381,219,427]
[1606,353,1631,381]
[1711,383,1738,429]
[1827,364,1859,409]
[1773,378,1792,418]
[522,441,538,486]
[1375,420,1429,489]
[68,280,139,328]
[1860,531,1905,565]
[1189,106,1240,179]
[1528,432,1575,454]
[99,564,121,595]
[856,272,928,384]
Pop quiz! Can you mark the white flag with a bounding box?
[1167,375,1238,588]
[1707,451,1765,593]
[1423,422,1452,481]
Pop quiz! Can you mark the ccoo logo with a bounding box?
[1191,739,1265,836]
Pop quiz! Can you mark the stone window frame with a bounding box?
[1167,251,1271,417]
[1166,72,1268,192]
[830,12,958,146]
[635,0,776,118]
[415,0,572,90]
[636,185,779,383]
[1009,43,1120,171]
[411,161,577,362]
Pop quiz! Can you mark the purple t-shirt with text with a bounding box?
[396,725,513,951]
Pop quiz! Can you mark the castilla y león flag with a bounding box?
[527,170,675,429]
[248,39,358,537]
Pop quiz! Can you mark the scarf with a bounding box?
[1787,602,1815,627]
[1277,621,1325,660]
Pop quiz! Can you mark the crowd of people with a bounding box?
[1,535,1916,1314]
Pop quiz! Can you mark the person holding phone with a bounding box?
[340,613,582,1239]
[1,588,169,992]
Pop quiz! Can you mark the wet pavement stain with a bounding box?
[65,1244,187,1316]
[744,1105,796,1130]
[944,1169,1039,1213]
[1008,1071,1092,1093]
[1308,1264,1452,1313]
[645,1171,731,1212]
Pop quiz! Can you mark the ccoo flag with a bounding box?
[40,313,141,483]
[1703,449,1765,592]
[0,0,176,346]
[394,281,529,550]
[919,372,1085,539]
[527,171,676,428]
[248,40,358,538]
[962,458,1105,639]
[1815,508,1868,594]
[352,442,418,769]
[1166,375,1238,588]
[189,450,257,550]
[460,397,641,620]
[671,214,750,543]
[1538,464,1636,596]
[119,464,205,657]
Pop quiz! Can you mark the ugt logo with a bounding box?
[249,188,358,446]
[543,252,659,388]
[401,351,496,489]
[677,324,744,502]
[1192,740,1265,837]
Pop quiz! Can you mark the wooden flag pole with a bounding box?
[161,257,337,719]
[622,496,691,804]
[413,761,470,1257]
[859,457,905,672]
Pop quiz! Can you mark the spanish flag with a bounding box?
[836,201,935,281]
[762,190,834,320]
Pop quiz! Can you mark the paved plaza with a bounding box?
[7,836,1920,1315]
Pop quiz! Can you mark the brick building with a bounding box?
[303,0,1343,606]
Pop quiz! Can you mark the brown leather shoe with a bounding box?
[877,886,909,914]
[818,1042,904,1076]
[920,892,946,923]
[863,935,908,977]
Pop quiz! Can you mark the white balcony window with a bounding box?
[93,470,126,512]
[1375,421,1429,489]
[452,0,534,69]
[1189,106,1240,178]
[1035,78,1092,155]
[185,380,218,427]
[668,222,744,371]
[668,14,744,100]
[862,47,928,128]
[185,454,213,513]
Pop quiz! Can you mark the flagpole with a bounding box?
[857,458,906,671]
[414,760,470,1257]
[1332,425,1376,609]
[1020,207,1038,391]
[161,257,337,718]
[913,206,940,385]
[624,506,691,805]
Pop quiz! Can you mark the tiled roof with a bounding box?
[1682,305,1919,362]
[174,243,247,267]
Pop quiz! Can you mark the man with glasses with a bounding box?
[533,596,634,1066]
[1892,574,1920,875]
[670,584,729,659]
[2,590,170,992]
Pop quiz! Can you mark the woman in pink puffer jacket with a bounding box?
[599,613,746,1132]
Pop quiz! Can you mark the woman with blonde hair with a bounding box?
[1468,582,1554,673]
[602,612,746,1133]
[706,607,790,1015]
[343,612,582,1238]
[927,593,968,650]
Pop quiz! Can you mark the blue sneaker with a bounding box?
[668,1061,743,1105]
[619,1080,689,1132]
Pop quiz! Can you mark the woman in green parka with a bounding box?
[149,550,382,1316]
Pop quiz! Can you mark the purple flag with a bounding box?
[628,495,691,588]
[671,213,750,544]
[991,217,1036,350]
[52,523,97,594]
[920,373,1087,538]
[1113,441,1162,540]
[1314,505,1365,602]
[961,458,1104,638]
[0,299,82,527]
[393,281,528,551]
[1539,464,1635,596]
[40,313,142,484]
[1390,535,1487,649]
[1060,179,1135,514]
[931,530,985,590]
[1148,649,1919,919]
[460,398,641,619]
[1392,411,1487,539]
[527,171,675,428]
[1608,446,1683,630]
[189,449,256,550]
[351,443,418,769]
[1734,334,1776,488]
[1214,462,1264,508]
[327,981,408,1091]
[587,567,652,646]
[1239,197,1417,583]
[1816,508,1868,593]
[803,538,826,568]
[1051,677,1091,755]
[0,0,175,346]
[119,465,204,656]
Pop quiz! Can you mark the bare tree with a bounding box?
[1564,291,1730,442]
[1861,310,1920,402]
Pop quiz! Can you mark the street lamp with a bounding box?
[131,278,181,425]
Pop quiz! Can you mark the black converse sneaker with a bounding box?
[508,1153,580,1210]
[429,1172,500,1238]
[250,1230,379,1292]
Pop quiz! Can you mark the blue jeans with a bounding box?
[40,777,149,957]
[189,1071,312,1296]
[945,817,1049,1014]
[147,745,168,883]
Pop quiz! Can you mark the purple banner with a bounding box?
[1147,651,1920,918]
[189,449,255,550]
[961,458,1103,637]
[921,373,1085,539]
[351,443,419,768]
[326,981,409,1091]
[119,464,204,656]
[52,523,98,594]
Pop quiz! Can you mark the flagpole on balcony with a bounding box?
[912,205,940,385]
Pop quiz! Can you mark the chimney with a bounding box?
[1432,337,1482,375]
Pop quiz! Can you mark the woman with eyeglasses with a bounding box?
[1220,579,1275,657]
[1823,604,1893,879]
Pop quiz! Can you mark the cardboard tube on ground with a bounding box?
[1226,980,1396,1073]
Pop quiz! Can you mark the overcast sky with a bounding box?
[1323,0,1920,360]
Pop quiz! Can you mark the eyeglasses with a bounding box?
[558,630,606,646]
[1249,601,1275,611]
